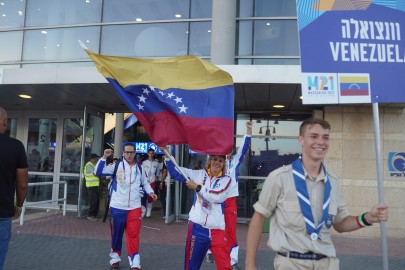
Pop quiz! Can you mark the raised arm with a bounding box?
[95,149,115,176]
[229,121,252,171]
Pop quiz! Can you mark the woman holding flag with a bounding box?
[161,147,232,270]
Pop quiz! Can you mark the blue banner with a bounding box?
[297,0,405,104]
[125,142,164,154]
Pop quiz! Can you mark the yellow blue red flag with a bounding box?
[85,50,234,155]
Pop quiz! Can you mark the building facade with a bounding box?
[0,0,403,237]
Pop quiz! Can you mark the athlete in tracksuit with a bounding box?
[225,121,252,268]
[95,145,157,270]
[165,154,232,270]
[141,148,159,217]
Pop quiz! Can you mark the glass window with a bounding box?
[250,118,301,177]
[84,114,103,163]
[0,0,25,29]
[237,21,253,56]
[6,118,18,138]
[22,27,100,61]
[235,114,251,177]
[0,31,23,62]
[103,0,190,22]
[189,22,212,57]
[238,0,253,17]
[0,64,20,68]
[253,58,300,65]
[254,0,297,17]
[27,118,57,172]
[190,0,212,18]
[101,23,188,57]
[22,62,94,68]
[25,0,102,27]
[61,118,83,174]
[254,20,299,56]
[236,59,252,65]
[26,175,54,202]
[59,176,81,205]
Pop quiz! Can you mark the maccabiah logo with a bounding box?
[388,152,405,177]
[305,74,336,97]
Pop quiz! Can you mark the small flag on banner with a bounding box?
[339,75,370,96]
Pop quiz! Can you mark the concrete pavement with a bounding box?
[5,209,405,270]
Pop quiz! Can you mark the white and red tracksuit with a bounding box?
[225,134,251,266]
[141,159,159,205]
[95,158,154,269]
[165,159,232,270]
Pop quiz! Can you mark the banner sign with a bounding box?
[297,1,405,104]
[126,142,164,155]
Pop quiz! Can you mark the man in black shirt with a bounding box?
[0,107,28,270]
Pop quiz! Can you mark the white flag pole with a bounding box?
[163,148,189,182]
[372,102,389,270]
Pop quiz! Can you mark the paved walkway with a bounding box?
[5,209,405,270]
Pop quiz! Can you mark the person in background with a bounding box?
[163,147,232,270]
[27,149,41,171]
[0,107,28,270]
[194,160,203,170]
[226,121,252,269]
[84,153,101,221]
[159,162,168,219]
[95,144,157,270]
[245,118,389,270]
[141,148,159,217]
[155,155,164,197]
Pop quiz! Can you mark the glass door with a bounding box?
[77,108,104,217]
[58,117,85,211]
[26,118,58,208]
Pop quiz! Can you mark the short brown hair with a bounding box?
[299,118,331,136]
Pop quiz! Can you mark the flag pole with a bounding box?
[163,148,189,182]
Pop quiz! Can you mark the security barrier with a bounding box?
[19,181,67,225]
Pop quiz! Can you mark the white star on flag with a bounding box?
[179,104,188,113]
[138,95,147,103]
[143,88,150,95]
[167,92,175,98]
[174,97,183,104]
[137,103,144,110]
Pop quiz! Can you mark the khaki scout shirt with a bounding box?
[253,164,350,257]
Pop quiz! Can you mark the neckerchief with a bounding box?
[292,158,331,240]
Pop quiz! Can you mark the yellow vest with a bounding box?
[84,161,99,187]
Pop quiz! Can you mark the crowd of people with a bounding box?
[1,110,390,270]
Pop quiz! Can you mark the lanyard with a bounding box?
[122,160,138,184]
[292,158,331,241]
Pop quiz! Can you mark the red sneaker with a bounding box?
[111,262,119,269]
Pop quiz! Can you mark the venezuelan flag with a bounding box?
[339,76,369,96]
[85,50,234,155]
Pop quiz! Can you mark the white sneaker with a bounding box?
[141,206,146,217]
[146,204,152,217]
[205,253,214,263]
